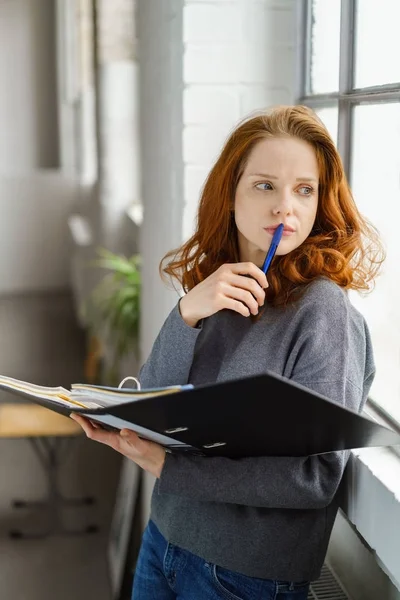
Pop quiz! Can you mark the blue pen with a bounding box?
[261,223,284,274]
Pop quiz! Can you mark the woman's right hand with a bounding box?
[179,262,268,328]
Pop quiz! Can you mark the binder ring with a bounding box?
[118,376,141,390]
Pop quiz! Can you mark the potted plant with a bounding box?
[84,248,141,386]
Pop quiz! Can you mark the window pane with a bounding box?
[349,103,400,422]
[355,0,400,88]
[315,106,338,146]
[310,0,341,94]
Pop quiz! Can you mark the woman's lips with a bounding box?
[264,227,295,237]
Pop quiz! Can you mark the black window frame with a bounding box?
[296,0,400,432]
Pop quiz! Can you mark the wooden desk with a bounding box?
[0,404,82,438]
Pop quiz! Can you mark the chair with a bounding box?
[0,403,98,538]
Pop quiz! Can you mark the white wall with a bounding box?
[0,0,59,171]
[0,0,78,294]
[0,173,79,294]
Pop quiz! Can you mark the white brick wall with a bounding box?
[183,3,242,42]
[182,0,296,239]
[184,86,240,125]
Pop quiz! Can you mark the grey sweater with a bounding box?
[139,278,375,582]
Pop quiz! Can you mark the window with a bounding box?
[299,0,400,423]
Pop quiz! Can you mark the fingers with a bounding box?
[229,262,268,290]
[216,265,266,315]
[226,286,259,315]
[228,273,266,307]
[70,415,164,477]
[179,261,268,325]
[71,414,113,443]
[70,413,92,432]
[71,413,136,448]
[120,428,143,447]
[224,297,252,317]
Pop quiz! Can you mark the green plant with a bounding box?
[87,248,141,385]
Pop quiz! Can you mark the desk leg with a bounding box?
[9,437,99,539]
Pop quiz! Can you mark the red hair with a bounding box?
[160,105,385,306]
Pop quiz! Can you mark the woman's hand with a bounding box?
[70,414,166,478]
[179,262,268,327]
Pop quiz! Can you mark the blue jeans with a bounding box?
[132,520,310,600]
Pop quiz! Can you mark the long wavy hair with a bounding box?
[160,105,385,307]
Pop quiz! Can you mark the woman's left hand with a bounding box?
[70,414,166,478]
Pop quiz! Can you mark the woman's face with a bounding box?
[234,136,319,266]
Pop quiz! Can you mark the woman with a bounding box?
[72,105,384,599]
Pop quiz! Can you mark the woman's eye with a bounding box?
[255,182,273,191]
[298,186,313,195]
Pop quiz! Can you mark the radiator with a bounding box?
[308,564,351,600]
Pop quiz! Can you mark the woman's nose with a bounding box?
[271,191,293,216]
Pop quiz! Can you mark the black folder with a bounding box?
[1,372,399,457]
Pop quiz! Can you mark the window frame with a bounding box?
[297,0,400,431]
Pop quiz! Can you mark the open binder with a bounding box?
[1,372,399,457]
